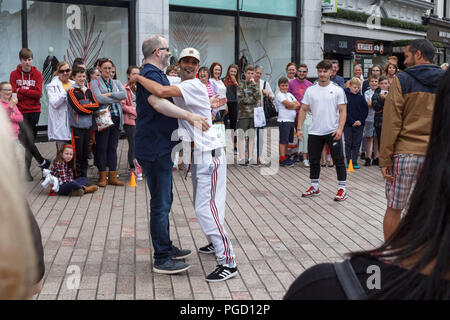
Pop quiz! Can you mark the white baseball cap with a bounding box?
[178,48,200,63]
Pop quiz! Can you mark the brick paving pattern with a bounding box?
[27,133,385,300]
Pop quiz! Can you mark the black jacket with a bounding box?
[372,87,386,128]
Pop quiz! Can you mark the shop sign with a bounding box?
[322,0,337,13]
[355,41,375,54]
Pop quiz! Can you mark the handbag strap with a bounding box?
[334,260,368,300]
[263,81,266,90]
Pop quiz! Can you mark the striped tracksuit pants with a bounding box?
[190,148,236,268]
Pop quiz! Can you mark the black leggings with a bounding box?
[375,126,382,151]
[308,133,346,181]
[226,102,238,131]
[72,127,91,178]
[18,112,44,170]
[123,124,135,168]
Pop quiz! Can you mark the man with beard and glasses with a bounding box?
[132,48,238,283]
[134,36,210,275]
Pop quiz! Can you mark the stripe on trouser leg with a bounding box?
[210,157,231,265]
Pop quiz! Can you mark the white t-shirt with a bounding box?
[275,91,297,122]
[209,78,227,111]
[301,82,347,136]
[167,76,181,85]
[173,78,222,151]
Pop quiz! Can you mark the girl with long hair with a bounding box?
[384,62,399,86]
[223,64,240,154]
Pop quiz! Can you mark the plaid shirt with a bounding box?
[50,161,74,185]
[102,78,120,117]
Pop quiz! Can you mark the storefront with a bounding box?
[1,0,135,127]
[426,16,450,64]
[169,0,301,90]
[324,34,392,79]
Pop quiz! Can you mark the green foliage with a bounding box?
[324,9,428,32]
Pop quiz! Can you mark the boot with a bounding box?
[83,185,99,194]
[108,171,125,186]
[98,171,107,187]
[68,189,84,196]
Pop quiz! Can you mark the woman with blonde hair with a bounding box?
[0,108,43,299]
[46,61,74,152]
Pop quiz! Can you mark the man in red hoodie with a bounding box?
[10,48,49,180]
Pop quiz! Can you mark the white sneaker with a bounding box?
[303,159,310,167]
[136,173,143,181]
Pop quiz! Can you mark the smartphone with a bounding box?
[11,93,17,101]
[380,90,388,95]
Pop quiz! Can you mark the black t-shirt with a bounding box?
[284,255,450,300]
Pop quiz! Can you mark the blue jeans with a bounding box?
[58,177,87,195]
[344,125,365,164]
[137,153,174,265]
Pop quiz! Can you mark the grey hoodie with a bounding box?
[68,83,96,129]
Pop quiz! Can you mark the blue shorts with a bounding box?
[278,121,294,144]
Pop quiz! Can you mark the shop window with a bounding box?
[169,11,235,72]
[0,0,22,83]
[239,16,293,90]
[26,1,128,125]
[169,0,236,11]
[240,0,297,17]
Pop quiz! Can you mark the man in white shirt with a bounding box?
[132,48,238,282]
[297,60,348,201]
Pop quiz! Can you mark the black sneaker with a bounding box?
[372,158,379,166]
[364,158,371,166]
[170,245,192,260]
[153,258,191,274]
[206,265,238,282]
[199,243,215,254]
[39,158,51,169]
[360,152,366,160]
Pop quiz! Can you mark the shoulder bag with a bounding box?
[263,81,277,120]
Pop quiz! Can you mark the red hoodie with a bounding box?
[9,65,43,114]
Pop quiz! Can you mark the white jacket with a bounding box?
[46,77,74,141]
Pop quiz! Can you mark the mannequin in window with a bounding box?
[43,47,59,84]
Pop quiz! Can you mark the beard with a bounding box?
[161,54,170,69]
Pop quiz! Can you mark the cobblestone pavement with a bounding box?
[27,135,385,300]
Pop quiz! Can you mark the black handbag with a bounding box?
[334,260,368,300]
[262,81,277,120]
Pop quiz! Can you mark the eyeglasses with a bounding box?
[59,69,71,74]
[0,88,12,91]
[298,70,308,73]
[152,47,170,54]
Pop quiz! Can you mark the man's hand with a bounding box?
[353,120,362,127]
[130,74,141,83]
[210,94,227,108]
[297,130,304,142]
[381,166,394,182]
[332,128,343,140]
[186,112,210,132]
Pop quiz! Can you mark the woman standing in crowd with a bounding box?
[384,62,399,86]
[166,65,179,77]
[121,65,143,181]
[286,62,297,81]
[46,61,73,152]
[362,64,382,94]
[345,64,364,88]
[90,58,126,187]
[87,67,100,88]
[209,62,228,122]
[223,64,240,154]
[285,70,450,300]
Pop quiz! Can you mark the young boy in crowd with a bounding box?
[343,78,368,169]
[275,77,301,166]
[363,75,379,166]
[236,65,260,166]
[67,67,100,178]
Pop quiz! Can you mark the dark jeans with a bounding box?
[18,112,43,170]
[137,153,174,265]
[375,126,382,152]
[226,101,238,131]
[123,124,135,168]
[72,127,90,178]
[95,116,121,171]
[308,133,346,181]
[344,125,365,164]
[58,177,87,195]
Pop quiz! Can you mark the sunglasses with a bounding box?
[59,69,71,74]
[298,70,308,73]
[152,47,170,54]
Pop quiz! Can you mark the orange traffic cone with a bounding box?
[347,159,355,172]
[129,172,137,187]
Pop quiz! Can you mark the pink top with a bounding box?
[1,100,23,138]
[121,83,138,126]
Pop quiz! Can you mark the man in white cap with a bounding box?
[132,48,238,282]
